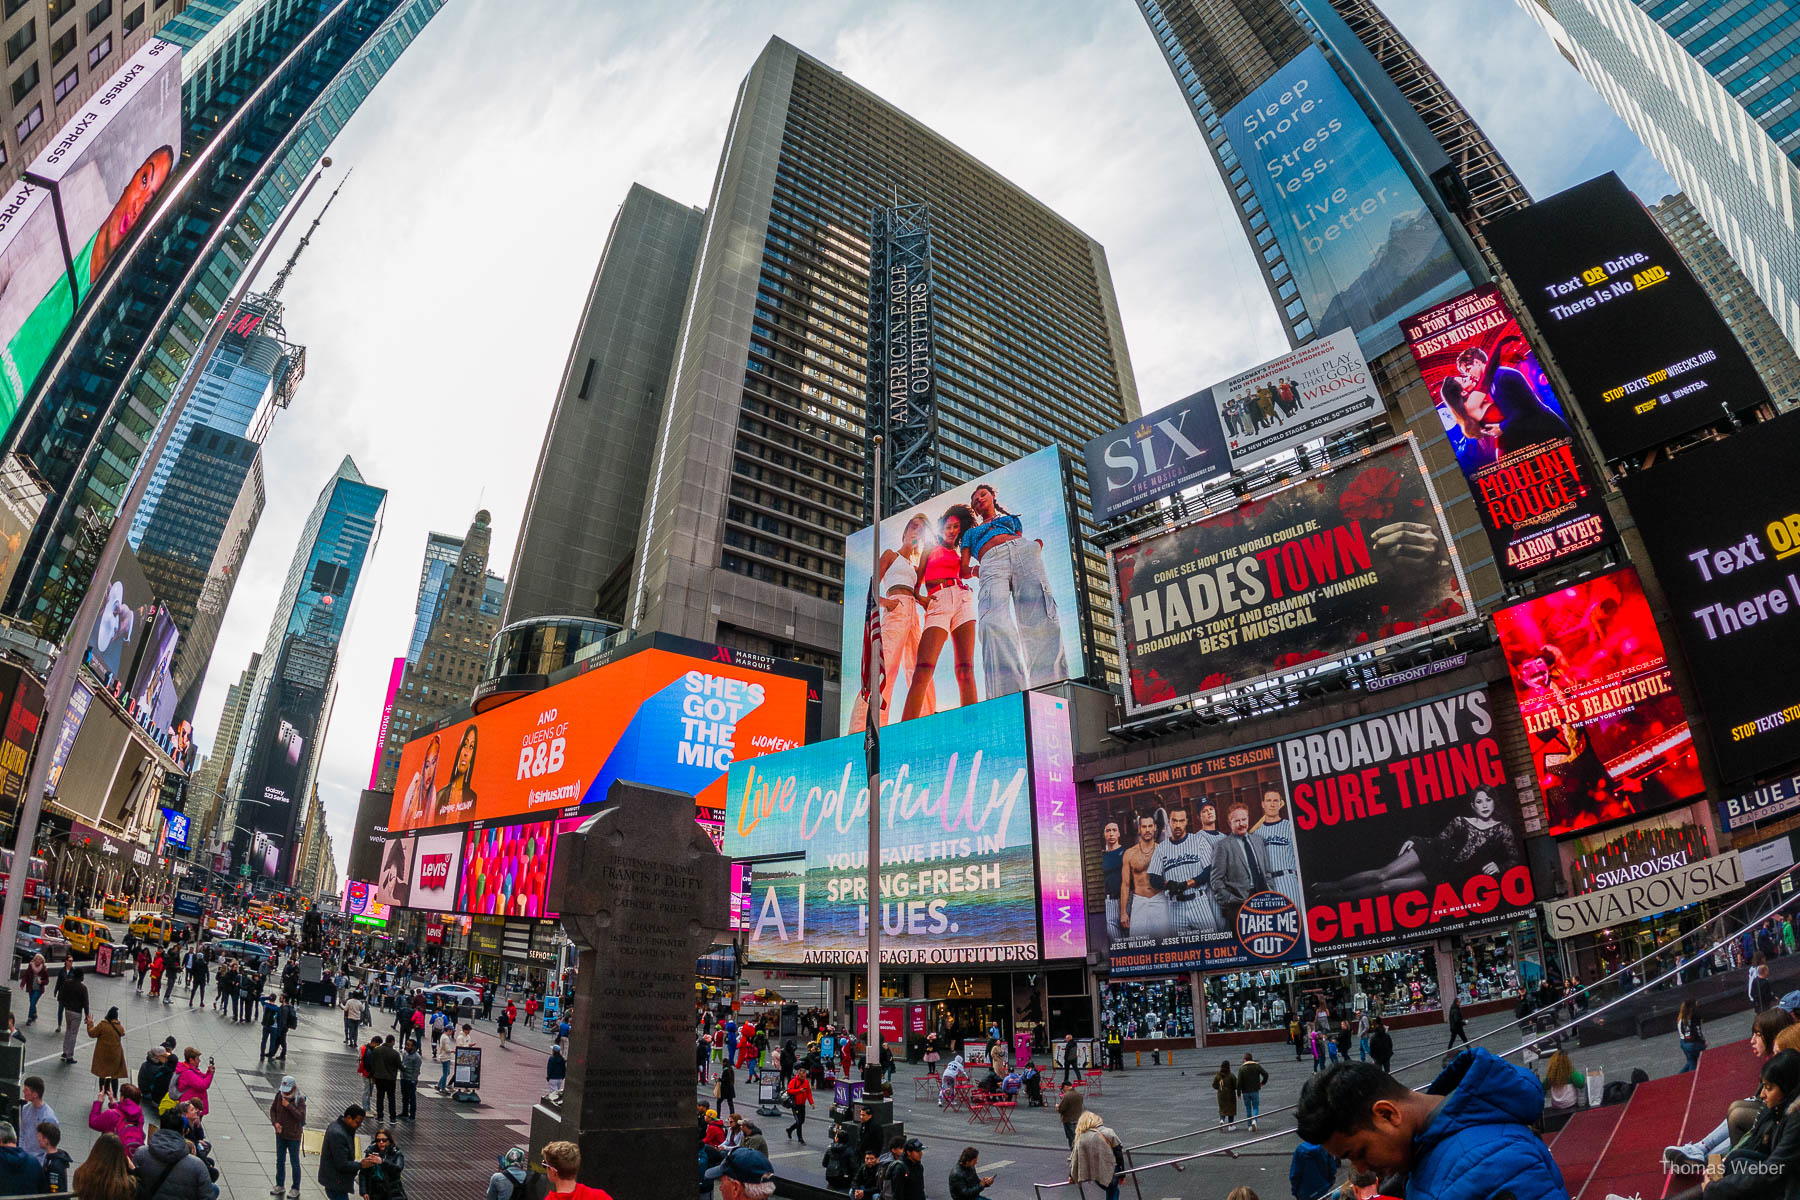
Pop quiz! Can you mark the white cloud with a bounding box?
[184,0,1671,886]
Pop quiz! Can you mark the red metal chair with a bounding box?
[967,1090,994,1124]
[1083,1068,1104,1096]
[990,1097,1018,1133]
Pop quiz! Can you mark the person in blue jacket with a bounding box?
[1290,1140,1339,1200]
[1296,1048,1569,1200]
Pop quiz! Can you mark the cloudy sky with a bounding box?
[185,0,1676,884]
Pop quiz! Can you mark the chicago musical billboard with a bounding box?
[1110,436,1473,714]
[1492,567,1703,836]
[842,446,1085,732]
[1620,414,1800,784]
[1401,285,1615,579]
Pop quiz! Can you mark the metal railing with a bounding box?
[1034,862,1800,1197]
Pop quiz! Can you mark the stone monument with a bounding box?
[538,781,730,1197]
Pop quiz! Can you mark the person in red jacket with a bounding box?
[784,1073,813,1144]
[541,1139,613,1200]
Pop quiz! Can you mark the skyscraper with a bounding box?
[628,37,1140,720]
[1650,192,1800,406]
[504,184,704,628]
[376,511,501,790]
[187,651,258,854]
[223,456,384,886]
[406,529,501,664]
[1518,0,1800,352]
[2,0,444,639]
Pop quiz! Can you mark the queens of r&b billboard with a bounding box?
[841,446,1086,732]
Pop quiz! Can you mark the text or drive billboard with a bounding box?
[1283,688,1534,954]
[842,446,1085,732]
[1090,743,1309,977]
[1493,567,1703,836]
[85,548,156,683]
[1224,45,1468,356]
[725,693,1086,966]
[1619,414,1800,783]
[345,789,392,884]
[1209,328,1382,471]
[1110,436,1474,714]
[1484,173,1769,459]
[1,39,180,438]
[1402,286,1615,579]
[388,645,812,833]
[1083,394,1229,523]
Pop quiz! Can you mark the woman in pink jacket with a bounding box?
[89,1084,147,1154]
[172,1047,215,1116]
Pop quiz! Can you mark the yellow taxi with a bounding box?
[60,916,113,954]
[129,913,179,944]
[101,896,130,922]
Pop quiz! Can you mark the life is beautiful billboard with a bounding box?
[724,692,1085,967]
[388,643,815,833]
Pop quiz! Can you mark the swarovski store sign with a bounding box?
[1545,851,1744,940]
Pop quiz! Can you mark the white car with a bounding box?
[421,983,481,1013]
[14,920,68,960]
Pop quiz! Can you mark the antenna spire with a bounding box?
[265,168,352,303]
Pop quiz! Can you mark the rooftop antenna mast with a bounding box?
[265,164,352,305]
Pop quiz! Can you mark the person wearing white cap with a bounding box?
[268,1076,306,1200]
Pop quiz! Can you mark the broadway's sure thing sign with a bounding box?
[1620,413,1800,784]
[1090,743,1309,978]
[1110,436,1474,714]
[1402,286,1614,579]
[1543,850,1743,939]
[1492,567,1704,837]
[1283,688,1535,955]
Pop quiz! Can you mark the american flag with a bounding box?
[861,579,882,777]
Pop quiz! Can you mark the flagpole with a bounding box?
[865,436,883,1076]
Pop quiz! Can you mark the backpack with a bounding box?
[1106,1133,1126,1174]
[1600,1079,1634,1106]
[505,1172,531,1200]
[878,1158,905,1200]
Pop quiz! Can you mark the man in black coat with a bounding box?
[317,1106,377,1200]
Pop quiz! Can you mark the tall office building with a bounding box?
[187,651,256,852]
[2,0,445,640]
[1651,192,1800,407]
[628,38,1140,720]
[406,528,500,664]
[223,456,383,886]
[505,184,704,628]
[1518,0,1800,352]
[376,510,501,790]
[1134,0,1534,603]
[0,0,186,191]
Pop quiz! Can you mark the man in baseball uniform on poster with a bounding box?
[1148,806,1221,935]
[1250,788,1303,912]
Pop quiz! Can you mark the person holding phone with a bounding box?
[949,1146,995,1198]
[172,1048,214,1117]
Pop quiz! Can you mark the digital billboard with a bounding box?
[85,548,156,683]
[345,789,392,884]
[369,657,404,790]
[1028,692,1086,961]
[459,816,557,918]
[1401,286,1615,579]
[727,694,1056,966]
[1484,173,1769,459]
[0,662,43,810]
[130,606,180,727]
[1619,414,1800,783]
[1493,567,1703,836]
[1282,688,1534,953]
[1208,328,1382,471]
[1090,742,1309,978]
[45,681,92,793]
[160,808,190,852]
[409,829,463,913]
[344,880,390,925]
[842,446,1085,732]
[2,39,181,438]
[1223,45,1468,356]
[375,834,413,909]
[0,454,45,602]
[1083,394,1229,523]
[1110,436,1474,714]
[388,645,812,833]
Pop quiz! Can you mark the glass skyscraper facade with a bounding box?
[224,455,383,886]
[1519,0,1800,351]
[408,532,464,663]
[1,0,444,640]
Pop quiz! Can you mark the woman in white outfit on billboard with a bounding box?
[960,482,1067,698]
[849,515,934,732]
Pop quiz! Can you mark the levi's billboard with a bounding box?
[1401,285,1615,579]
[1109,435,1474,714]
[387,644,811,832]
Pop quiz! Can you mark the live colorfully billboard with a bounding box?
[726,693,1081,966]
[1090,742,1309,978]
[842,446,1085,732]
[1208,328,1382,470]
[388,645,812,832]
[1493,567,1703,836]
[1282,688,1534,954]
[1619,415,1800,784]
[1082,394,1229,522]
[1484,173,1769,459]
[1401,286,1615,579]
[1110,436,1473,714]
[1223,45,1468,356]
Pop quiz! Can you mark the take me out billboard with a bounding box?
[387,638,819,834]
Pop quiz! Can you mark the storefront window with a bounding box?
[1204,968,1294,1031]
[1101,977,1195,1038]
[1455,929,1526,1004]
